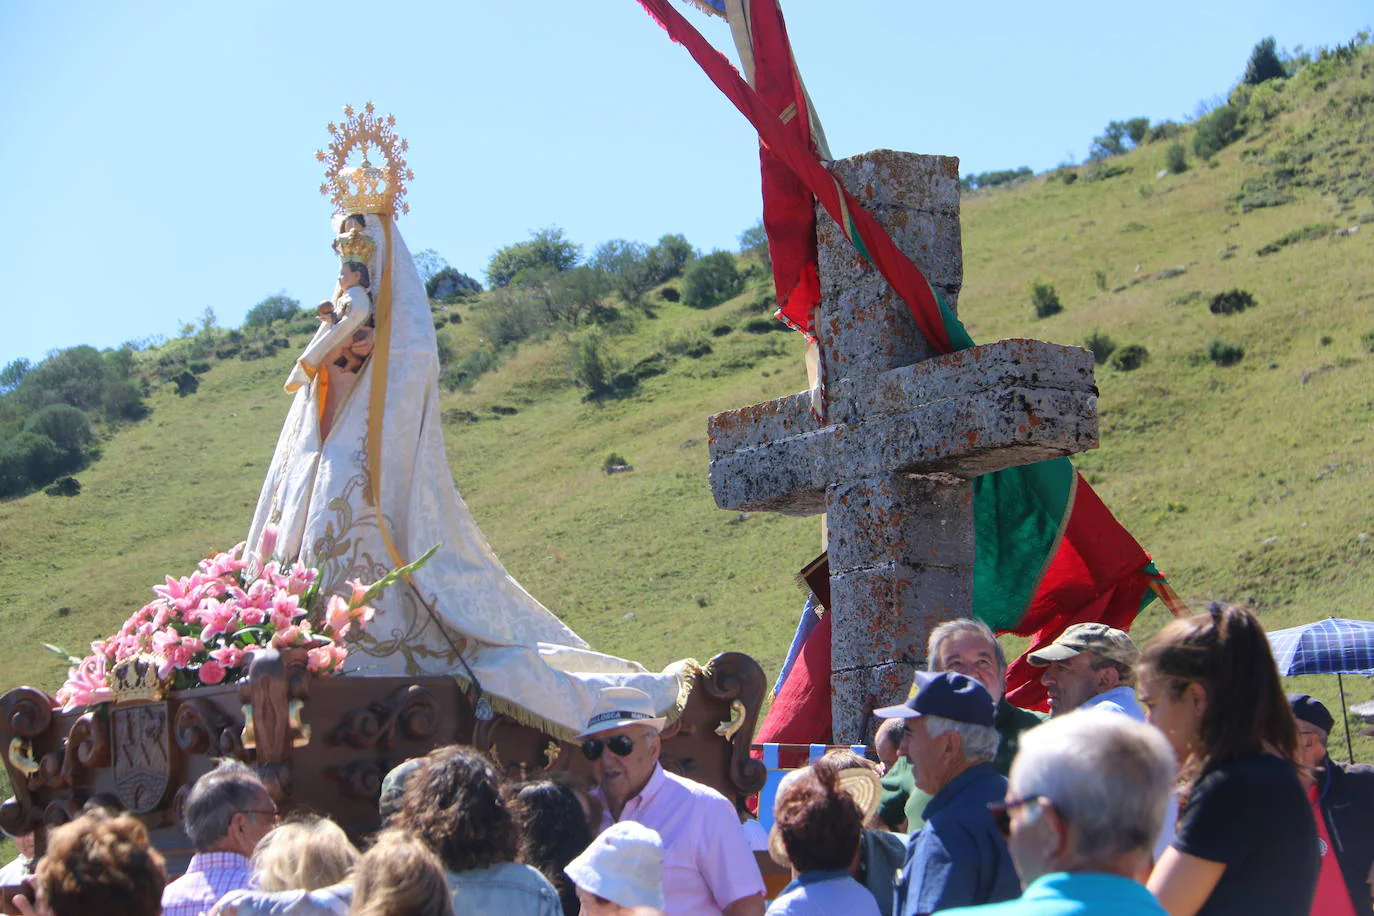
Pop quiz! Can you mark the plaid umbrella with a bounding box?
[1267,616,1374,763]
[1267,617,1374,676]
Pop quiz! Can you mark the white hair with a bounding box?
[1009,710,1176,866]
[924,715,1000,763]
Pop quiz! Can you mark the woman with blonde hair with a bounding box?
[211,815,357,915]
[350,830,454,916]
[1141,603,1318,916]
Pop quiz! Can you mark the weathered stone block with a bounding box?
[832,662,917,748]
[825,475,973,574]
[829,564,973,671]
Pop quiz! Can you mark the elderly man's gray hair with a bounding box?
[927,619,1007,673]
[1009,710,1176,865]
[183,759,268,851]
[924,715,1000,763]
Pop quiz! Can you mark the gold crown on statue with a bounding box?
[111,655,172,704]
[332,227,377,264]
[317,102,414,217]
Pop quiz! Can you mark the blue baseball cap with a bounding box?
[873,671,996,727]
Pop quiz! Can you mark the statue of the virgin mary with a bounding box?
[244,105,687,738]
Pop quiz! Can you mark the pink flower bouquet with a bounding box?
[52,529,436,711]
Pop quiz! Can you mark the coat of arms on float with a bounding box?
[109,656,173,814]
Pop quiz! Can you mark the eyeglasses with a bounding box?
[987,796,1043,838]
[242,808,280,823]
[581,733,637,761]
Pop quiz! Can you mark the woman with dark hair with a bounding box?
[1141,603,1318,916]
[389,745,561,916]
[766,758,879,916]
[512,778,596,916]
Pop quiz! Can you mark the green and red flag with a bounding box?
[635,0,1184,737]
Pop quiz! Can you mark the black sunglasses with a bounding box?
[581,733,637,761]
[987,796,1042,838]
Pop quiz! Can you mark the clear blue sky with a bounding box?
[3,1,1368,368]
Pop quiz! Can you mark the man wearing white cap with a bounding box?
[580,686,766,916]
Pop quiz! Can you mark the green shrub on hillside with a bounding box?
[1146,121,1185,142]
[442,348,497,391]
[1209,290,1257,315]
[1236,189,1295,213]
[1360,330,1374,354]
[0,432,70,497]
[24,404,93,454]
[1257,222,1336,256]
[1208,339,1246,367]
[1193,105,1242,159]
[1084,330,1117,365]
[683,252,743,309]
[1109,344,1149,372]
[44,476,81,497]
[1166,142,1188,175]
[571,333,621,400]
[1030,282,1063,319]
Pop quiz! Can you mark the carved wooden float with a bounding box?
[0,649,766,890]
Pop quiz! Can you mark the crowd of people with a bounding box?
[2,604,1371,916]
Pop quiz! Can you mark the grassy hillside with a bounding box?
[2,40,1372,761]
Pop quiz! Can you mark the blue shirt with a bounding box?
[933,871,1169,915]
[768,870,881,916]
[897,763,1019,916]
[1080,686,1145,721]
[447,862,562,916]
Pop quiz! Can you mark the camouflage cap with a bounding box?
[1027,622,1139,668]
[378,757,425,820]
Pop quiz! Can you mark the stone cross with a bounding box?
[707,151,1099,744]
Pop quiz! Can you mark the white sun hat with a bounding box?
[577,685,668,739]
[564,821,666,910]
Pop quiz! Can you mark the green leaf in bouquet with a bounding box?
[43,643,84,666]
[355,543,440,608]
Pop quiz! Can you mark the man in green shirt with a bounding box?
[878,619,1045,831]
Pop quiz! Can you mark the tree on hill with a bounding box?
[591,239,657,307]
[244,293,301,328]
[0,358,30,394]
[738,220,771,271]
[1090,118,1151,160]
[486,227,581,288]
[644,233,695,281]
[682,252,743,308]
[1245,37,1285,85]
[961,167,1033,191]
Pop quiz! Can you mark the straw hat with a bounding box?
[767,766,882,867]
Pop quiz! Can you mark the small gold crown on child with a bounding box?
[332,228,377,264]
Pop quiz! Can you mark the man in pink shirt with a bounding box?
[581,686,766,916]
[161,759,278,916]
